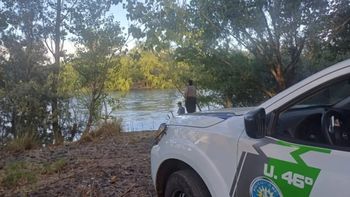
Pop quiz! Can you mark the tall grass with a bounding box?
[79,119,122,143]
[6,132,40,153]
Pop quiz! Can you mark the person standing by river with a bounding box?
[184,79,197,113]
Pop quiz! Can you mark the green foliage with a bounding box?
[104,48,179,90]
[59,63,80,96]
[200,52,265,107]
[0,0,127,144]
[175,47,267,107]
[0,10,8,32]
[123,0,271,106]
[69,11,125,132]
[133,50,174,89]
[190,0,329,91]
[106,56,134,91]
[125,0,193,49]
[0,0,65,144]
[303,0,350,71]
[0,0,52,142]
[124,0,349,104]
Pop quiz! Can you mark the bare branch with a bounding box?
[44,37,55,57]
[334,16,350,33]
[50,38,54,55]
[60,38,65,52]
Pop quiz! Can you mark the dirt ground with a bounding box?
[0,131,157,197]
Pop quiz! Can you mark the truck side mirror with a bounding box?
[244,108,266,139]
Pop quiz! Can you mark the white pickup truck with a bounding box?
[151,59,350,197]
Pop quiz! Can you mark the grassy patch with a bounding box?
[41,159,67,175]
[6,132,40,153]
[1,159,67,188]
[80,119,122,143]
[1,161,37,188]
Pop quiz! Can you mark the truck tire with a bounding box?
[164,169,211,197]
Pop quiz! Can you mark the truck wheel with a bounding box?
[164,169,211,197]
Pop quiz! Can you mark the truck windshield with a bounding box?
[293,79,350,108]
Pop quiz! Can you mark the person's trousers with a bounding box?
[185,97,196,113]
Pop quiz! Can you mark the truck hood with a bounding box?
[168,107,255,128]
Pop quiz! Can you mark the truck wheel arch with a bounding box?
[156,158,210,197]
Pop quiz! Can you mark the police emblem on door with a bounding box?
[250,177,282,197]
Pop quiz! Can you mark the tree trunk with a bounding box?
[52,0,63,144]
[271,64,286,92]
[85,111,93,133]
[224,94,233,108]
[103,99,109,123]
[69,123,77,141]
[84,96,97,133]
[11,110,17,138]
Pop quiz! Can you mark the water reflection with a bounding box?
[111,89,181,131]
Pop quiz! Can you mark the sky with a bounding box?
[109,3,129,30]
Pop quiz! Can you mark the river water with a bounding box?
[110,89,182,131]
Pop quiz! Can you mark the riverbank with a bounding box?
[0,131,157,196]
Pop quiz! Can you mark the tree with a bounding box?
[0,0,126,144]
[326,0,350,59]
[42,0,67,144]
[0,0,51,142]
[300,0,350,76]
[194,0,330,92]
[133,50,174,88]
[124,0,267,106]
[41,0,121,143]
[71,16,125,133]
[125,0,331,96]
[175,46,267,107]
[42,0,96,143]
